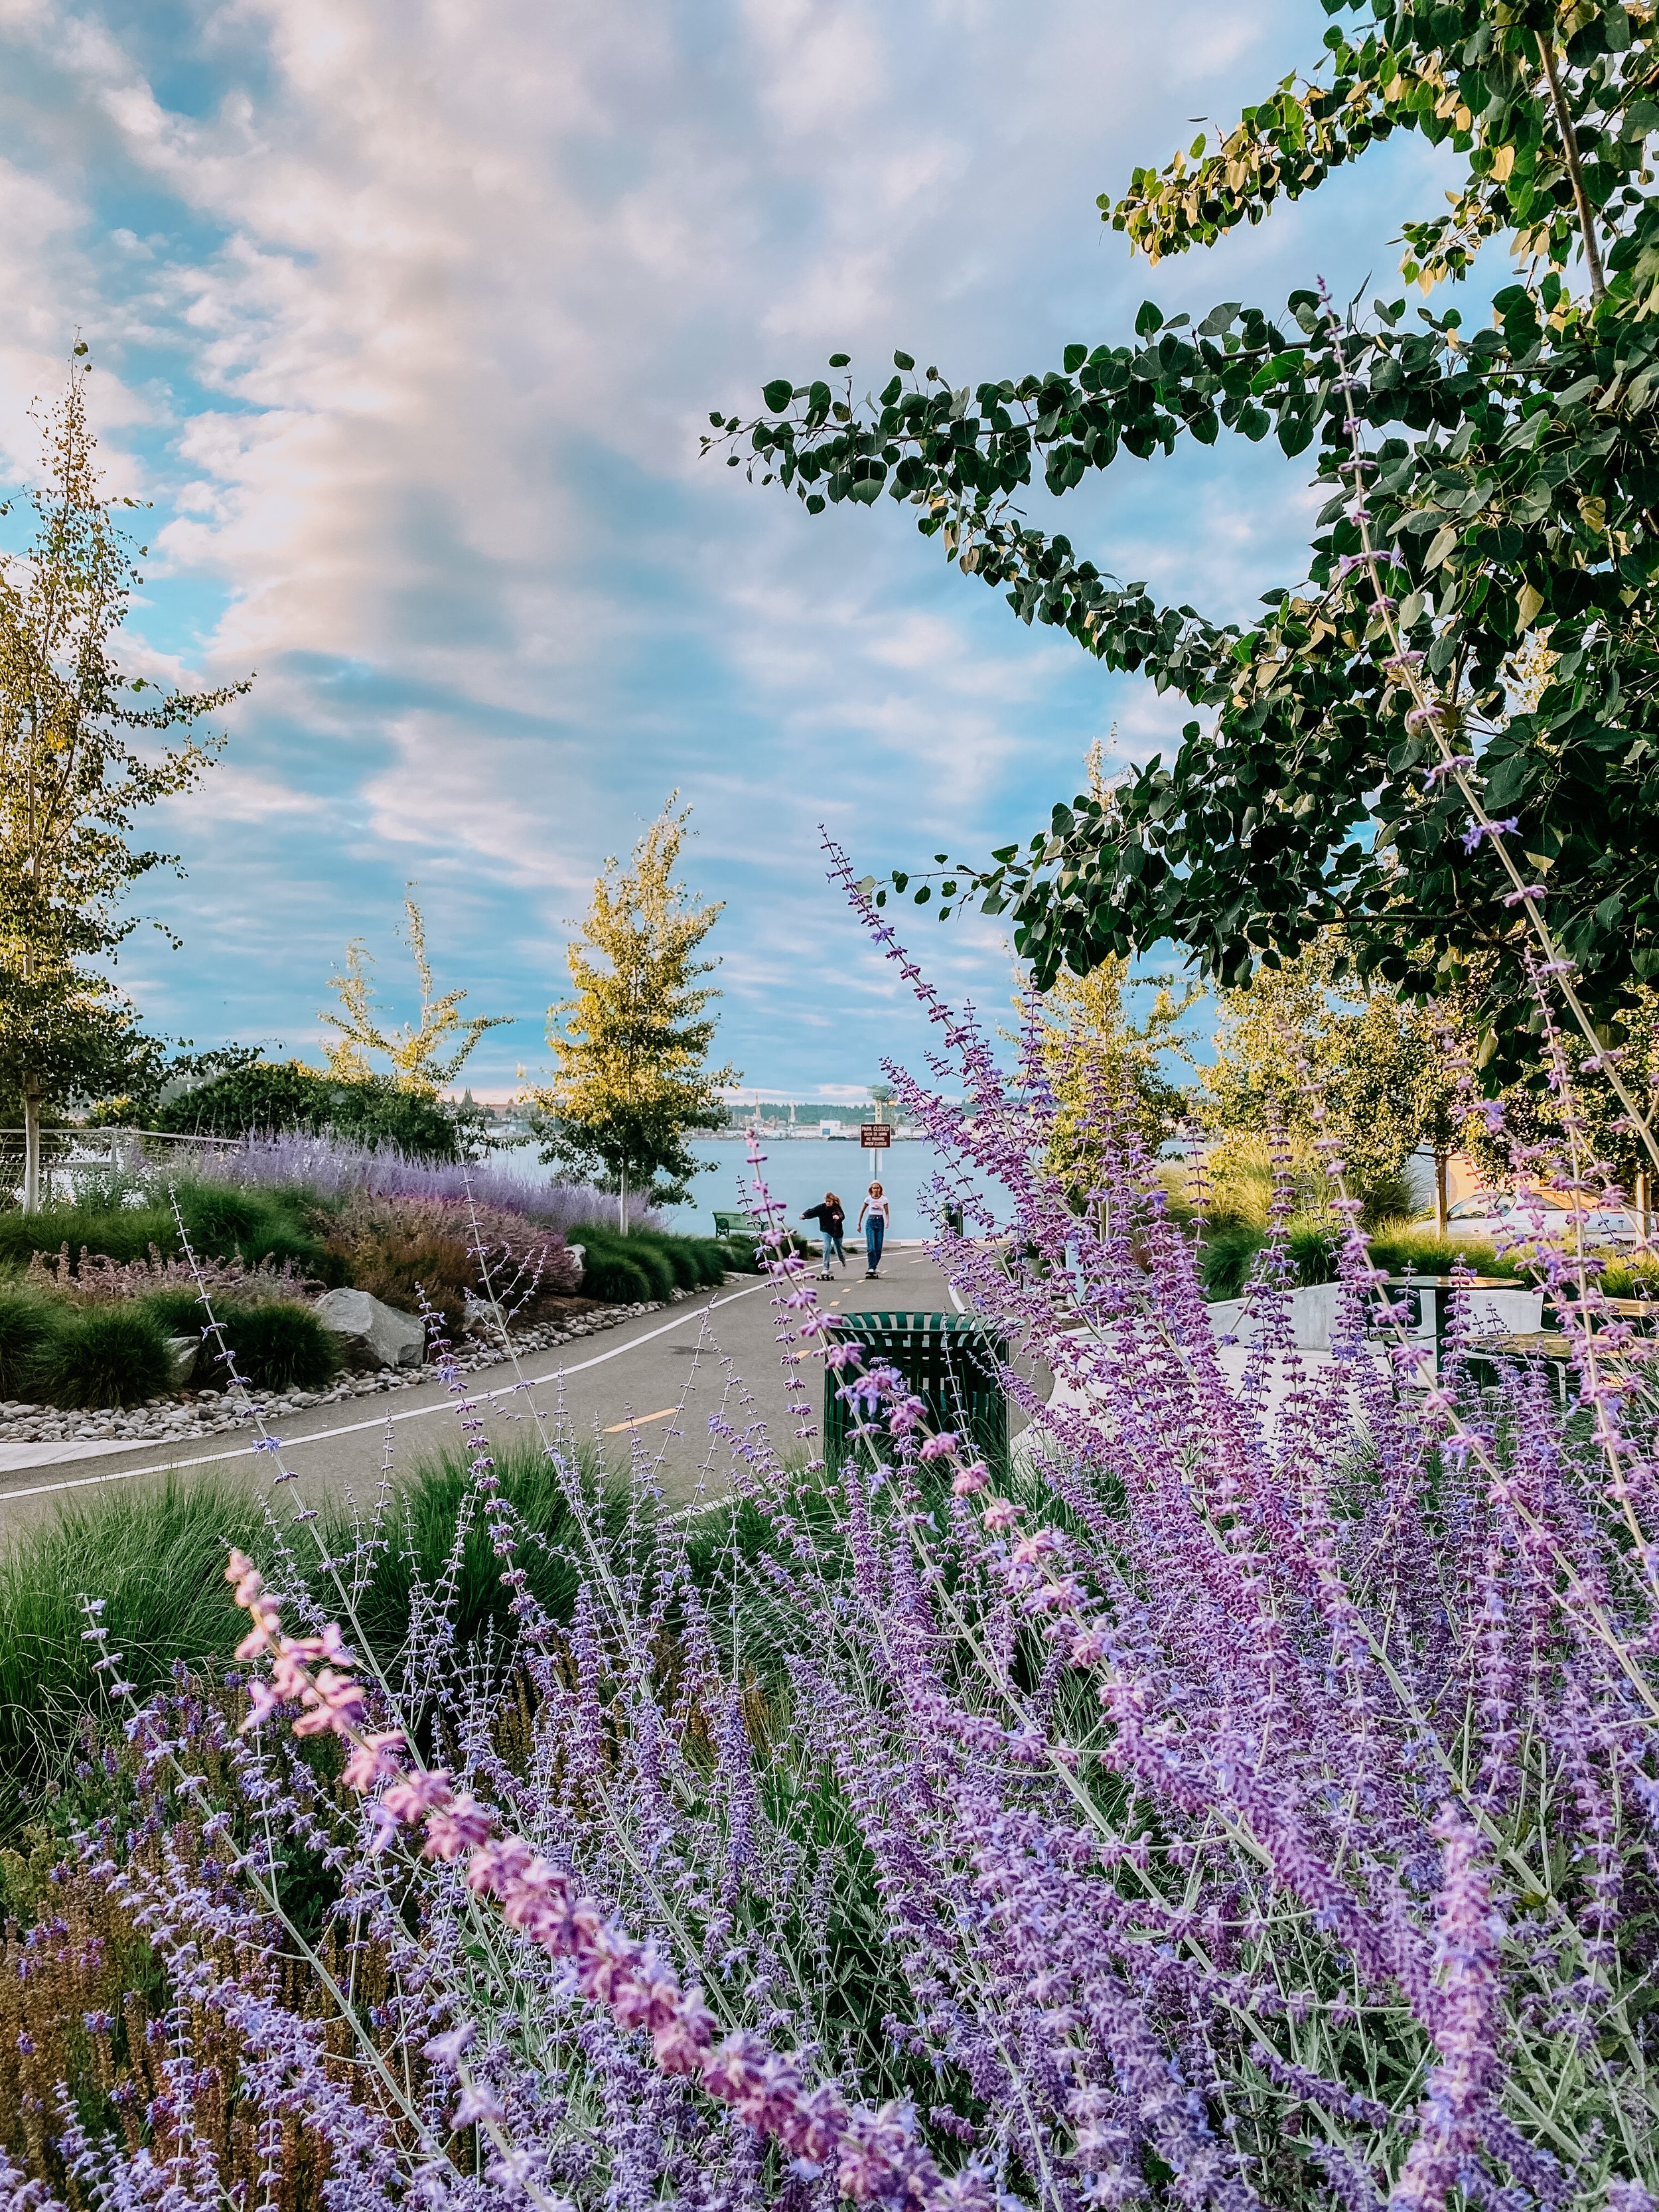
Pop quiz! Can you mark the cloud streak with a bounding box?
[0,0,1457,1092]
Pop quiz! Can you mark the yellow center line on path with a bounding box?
[603,1407,680,1434]
[0,1276,776,1505]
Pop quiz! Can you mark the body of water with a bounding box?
[659,1136,998,1244]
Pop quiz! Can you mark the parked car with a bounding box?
[1442,1190,1636,1246]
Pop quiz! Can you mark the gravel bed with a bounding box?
[0,1288,715,1453]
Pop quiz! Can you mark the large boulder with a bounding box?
[313,1288,427,1370]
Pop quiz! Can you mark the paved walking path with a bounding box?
[0,1246,1011,1538]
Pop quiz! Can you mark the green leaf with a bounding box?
[1134,300,1165,337]
[828,352,851,368]
[893,350,916,370]
[1063,343,1088,374]
[762,380,792,411]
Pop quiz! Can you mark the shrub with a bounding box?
[173,1182,329,1274]
[136,1287,210,1341]
[0,1187,330,1280]
[1197,1220,1265,1299]
[25,1238,321,1305]
[575,1245,654,1302]
[682,1235,736,1286]
[0,1291,64,1398]
[40,1305,172,1408]
[184,1130,640,1234]
[151,1060,464,1159]
[209,1303,339,1392]
[579,1228,676,1301]
[0,1203,178,1270]
[343,1228,473,1329]
[317,1190,580,1328]
[1366,1224,1519,1278]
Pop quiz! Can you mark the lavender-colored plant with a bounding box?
[15,897,1659,2212]
[180,1131,660,1234]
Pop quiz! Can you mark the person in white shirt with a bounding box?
[857,1183,889,1280]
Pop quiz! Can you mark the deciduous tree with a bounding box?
[0,356,248,1207]
[530,802,736,1228]
[319,887,510,1096]
[1204,931,1467,1228]
[711,0,1659,1165]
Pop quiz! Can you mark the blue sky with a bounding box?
[0,0,1477,1101]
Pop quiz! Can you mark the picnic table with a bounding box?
[1372,1276,1528,1357]
[1461,1329,1653,1403]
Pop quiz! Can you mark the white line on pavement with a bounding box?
[0,1278,776,1507]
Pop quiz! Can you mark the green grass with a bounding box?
[39,1305,173,1408]
[0,1473,267,1832]
[0,1437,822,1837]
[0,1180,332,1279]
[0,1290,65,1397]
[1198,1217,1526,1299]
[572,1225,738,1301]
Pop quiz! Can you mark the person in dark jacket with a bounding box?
[801,1193,846,1278]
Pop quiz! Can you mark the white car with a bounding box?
[1442,1191,1636,1246]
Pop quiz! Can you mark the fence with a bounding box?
[0,1128,234,1208]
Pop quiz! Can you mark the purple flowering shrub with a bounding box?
[184,1132,658,1234]
[15,894,1659,2212]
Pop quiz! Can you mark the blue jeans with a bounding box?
[865,1217,885,1270]
[821,1232,844,1270]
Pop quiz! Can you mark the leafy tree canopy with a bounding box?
[319,887,511,1096]
[1202,925,1465,1213]
[131,1056,467,1159]
[529,800,737,1224]
[0,356,248,1199]
[709,0,1659,1122]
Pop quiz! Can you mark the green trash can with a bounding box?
[822,1311,1009,1472]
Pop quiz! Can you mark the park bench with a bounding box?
[712,1212,764,1240]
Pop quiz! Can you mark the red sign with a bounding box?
[860,1123,893,1148]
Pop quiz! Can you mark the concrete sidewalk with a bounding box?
[0,1246,1003,1537]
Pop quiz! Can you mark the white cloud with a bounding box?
[0,0,1416,1088]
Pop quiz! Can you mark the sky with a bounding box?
[0,0,1476,1102]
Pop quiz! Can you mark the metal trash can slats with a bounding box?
[822,1310,1008,1471]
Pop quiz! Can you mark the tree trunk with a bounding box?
[618,1161,628,1235]
[21,1078,42,1215]
[1434,1149,1449,1239]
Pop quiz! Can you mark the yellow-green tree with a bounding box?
[0,356,248,1208]
[530,802,736,1228]
[1205,933,1465,1230]
[1035,957,1198,1201]
[319,887,509,1095]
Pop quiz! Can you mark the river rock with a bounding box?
[313,1288,427,1369]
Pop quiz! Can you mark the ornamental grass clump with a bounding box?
[9,892,1659,2211]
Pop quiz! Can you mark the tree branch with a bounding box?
[1538,33,1607,305]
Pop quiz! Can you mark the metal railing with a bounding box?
[0,1126,235,1207]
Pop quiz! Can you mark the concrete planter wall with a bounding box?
[1206,1282,1542,1353]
